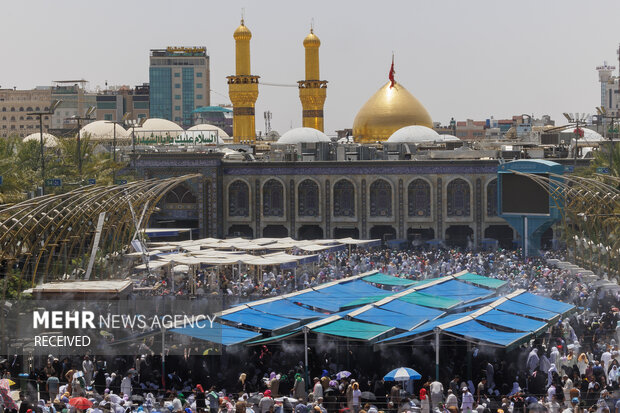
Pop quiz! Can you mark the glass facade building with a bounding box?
[149,47,209,127]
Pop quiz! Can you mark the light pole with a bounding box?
[563,112,589,168]
[27,99,61,196]
[74,106,96,177]
[596,106,616,171]
[126,117,147,169]
[106,112,130,183]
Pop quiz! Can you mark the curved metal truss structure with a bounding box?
[0,174,202,294]
[515,172,620,279]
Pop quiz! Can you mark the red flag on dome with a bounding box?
[389,54,395,88]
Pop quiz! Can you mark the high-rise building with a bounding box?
[149,47,210,127]
[0,87,52,138]
[228,20,259,143]
[298,28,327,131]
[597,62,619,117]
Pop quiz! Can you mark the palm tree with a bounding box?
[0,133,135,204]
[0,136,40,203]
[585,142,620,178]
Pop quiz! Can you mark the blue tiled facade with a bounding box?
[134,154,522,248]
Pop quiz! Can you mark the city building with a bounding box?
[192,106,233,136]
[95,84,150,122]
[597,61,619,117]
[50,80,97,134]
[149,47,210,127]
[455,119,486,141]
[0,87,52,138]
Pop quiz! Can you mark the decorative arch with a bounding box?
[263,179,284,217]
[164,184,197,204]
[298,179,320,217]
[333,179,355,217]
[487,178,498,217]
[408,178,431,217]
[369,179,392,217]
[447,178,471,217]
[228,180,250,217]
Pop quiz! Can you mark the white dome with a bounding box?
[387,125,440,143]
[277,127,331,144]
[560,127,604,142]
[134,118,184,141]
[23,133,59,148]
[80,121,130,143]
[141,118,183,132]
[188,123,230,138]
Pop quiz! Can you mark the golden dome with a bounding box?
[353,81,433,143]
[303,29,321,48]
[234,20,252,41]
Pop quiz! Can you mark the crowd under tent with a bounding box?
[169,270,575,357]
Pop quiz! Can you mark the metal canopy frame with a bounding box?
[0,174,202,296]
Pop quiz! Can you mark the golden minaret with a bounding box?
[227,19,259,143]
[298,28,327,131]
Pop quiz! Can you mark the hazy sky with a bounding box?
[2,0,620,135]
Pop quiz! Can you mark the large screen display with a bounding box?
[501,173,549,214]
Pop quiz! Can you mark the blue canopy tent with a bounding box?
[509,292,574,316]
[494,299,561,321]
[171,321,261,346]
[290,290,346,312]
[475,309,548,334]
[250,299,329,321]
[291,280,389,312]
[379,312,476,344]
[349,306,433,331]
[419,280,495,303]
[451,296,501,311]
[443,320,532,349]
[378,300,445,321]
[220,308,300,333]
[323,279,392,297]
[174,272,574,356]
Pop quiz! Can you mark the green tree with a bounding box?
[0,135,40,203]
[583,142,620,177]
[0,133,135,204]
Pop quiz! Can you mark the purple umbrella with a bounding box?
[336,371,351,380]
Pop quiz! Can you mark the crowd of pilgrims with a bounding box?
[137,247,613,311]
[1,246,620,413]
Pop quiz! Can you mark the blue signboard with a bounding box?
[596,167,610,174]
[45,179,62,187]
[87,179,96,185]
[0,176,3,185]
[115,179,128,185]
[564,165,574,173]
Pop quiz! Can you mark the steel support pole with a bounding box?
[162,328,166,390]
[77,118,82,176]
[523,216,528,258]
[113,122,117,183]
[39,115,45,195]
[304,326,309,391]
[434,327,440,381]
